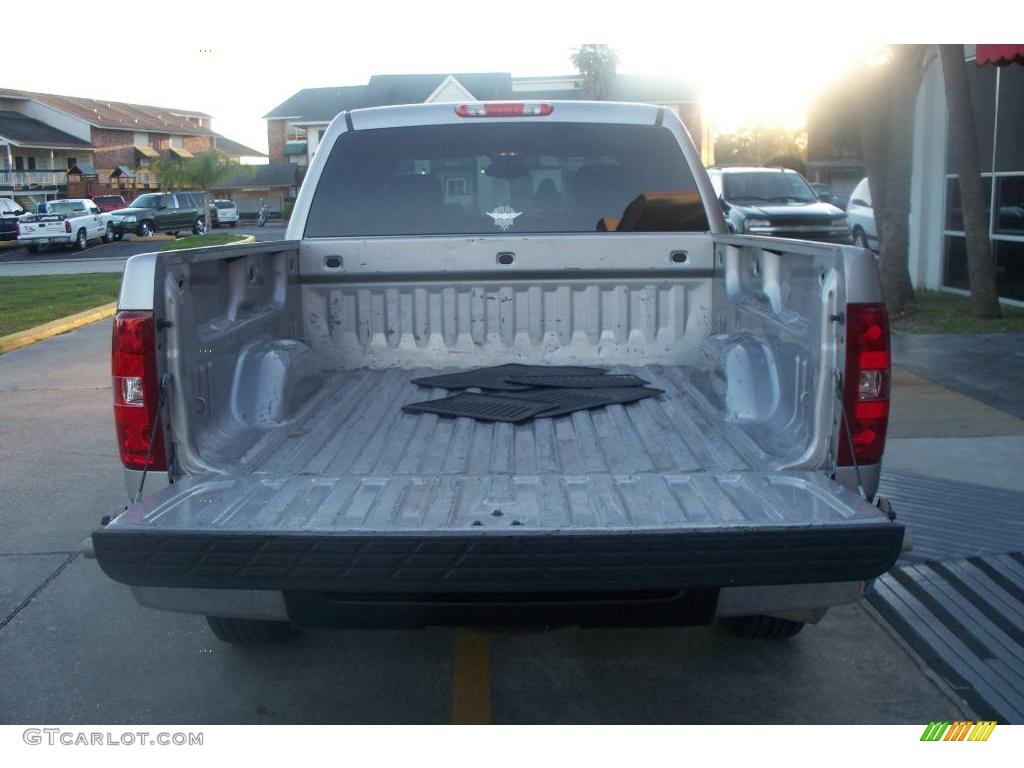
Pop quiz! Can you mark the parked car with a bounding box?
[211,199,239,228]
[92,194,127,213]
[707,166,852,244]
[847,177,878,251]
[91,101,902,645]
[16,198,113,252]
[109,191,207,238]
[0,197,26,241]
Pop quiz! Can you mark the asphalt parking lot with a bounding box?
[0,225,286,275]
[0,320,974,724]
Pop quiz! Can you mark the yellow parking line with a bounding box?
[451,631,492,725]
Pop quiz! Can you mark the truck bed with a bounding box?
[94,365,902,594]
[239,365,767,480]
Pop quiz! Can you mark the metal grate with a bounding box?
[878,471,1024,563]
[869,553,1024,723]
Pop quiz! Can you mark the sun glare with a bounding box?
[622,41,871,134]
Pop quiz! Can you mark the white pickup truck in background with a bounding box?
[17,198,113,252]
[90,101,903,645]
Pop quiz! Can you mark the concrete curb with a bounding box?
[158,234,255,251]
[0,301,117,354]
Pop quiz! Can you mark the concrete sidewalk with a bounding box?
[887,334,1024,492]
[887,368,1024,491]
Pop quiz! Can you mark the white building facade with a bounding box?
[909,45,1024,304]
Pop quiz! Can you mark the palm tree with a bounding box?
[570,44,619,100]
[183,150,243,233]
[939,45,1001,318]
[854,45,924,316]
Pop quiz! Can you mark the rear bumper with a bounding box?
[93,523,903,595]
[126,579,866,628]
[17,235,71,245]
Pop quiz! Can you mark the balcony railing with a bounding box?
[0,169,69,190]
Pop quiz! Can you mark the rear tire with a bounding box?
[720,615,806,639]
[113,232,124,241]
[75,228,87,251]
[137,221,154,237]
[205,616,297,645]
[102,223,114,243]
[193,217,206,235]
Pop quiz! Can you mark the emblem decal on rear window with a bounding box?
[486,206,522,232]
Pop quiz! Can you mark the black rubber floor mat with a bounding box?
[504,373,650,389]
[502,386,665,418]
[402,393,554,422]
[411,364,606,391]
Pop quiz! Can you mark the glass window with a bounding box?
[995,65,1024,172]
[995,175,1024,234]
[48,201,87,214]
[131,193,161,209]
[944,176,992,231]
[946,63,996,172]
[287,124,307,142]
[943,235,969,290]
[722,171,818,204]
[850,178,871,207]
[995,239,1024,300]
[305,123,708,237]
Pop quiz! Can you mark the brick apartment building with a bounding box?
[0,88,262,205]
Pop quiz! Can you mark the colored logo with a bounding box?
[920,721,996,741]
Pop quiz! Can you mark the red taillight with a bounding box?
[15,221,21,236]
[837,302,890,466]
[112,310,166,471]
[455,102,554,118]
[64,220,71,233]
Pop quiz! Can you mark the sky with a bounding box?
[2,0,1011,157]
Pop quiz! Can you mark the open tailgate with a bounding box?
[93,471,903,594]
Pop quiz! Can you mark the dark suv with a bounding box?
[110,192,207,238]
[1,197,25,241]
[707,167,852,244]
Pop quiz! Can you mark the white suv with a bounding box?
[847,177,877,251]
[212,199,239,228]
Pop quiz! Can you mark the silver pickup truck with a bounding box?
[91,101,902,644]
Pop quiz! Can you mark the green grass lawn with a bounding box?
[0,273,122,337]
[891,290,1024,334]
[160,232,248,251]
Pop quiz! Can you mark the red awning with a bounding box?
[976,44,1024,66]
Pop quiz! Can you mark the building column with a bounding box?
[909,46,948,291]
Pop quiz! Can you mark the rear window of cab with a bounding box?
[305,122,709,237]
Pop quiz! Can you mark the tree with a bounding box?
[155,158,189,190]
[570,44,619,100]
[714,122,807,168]
[182,150,242,233]
[939,44,1001,318]
[854,45,925,316]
